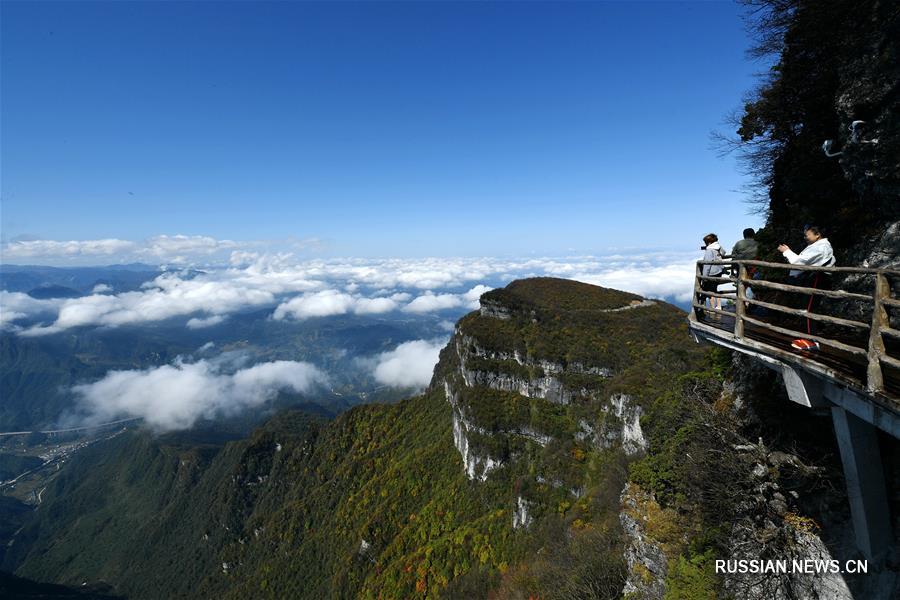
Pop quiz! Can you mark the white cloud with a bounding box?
[21,271,278,336]
[353,296,400,314]
[404,292,463,314]
[186,315,228,329]
[4,250,702,334]
[0,234,285,266]
[140,234,240,263]
[371,339,446,389]
[272,290,355,320]
[1,238,137,259]
[464,284,492,302]
[272,289,399,320]
[71,358,327,431]
[403,284,491,314]
[571,261,697,303]
[0,291,63,330]
[91,283,113,294]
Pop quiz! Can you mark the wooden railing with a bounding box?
[691,258,900,396]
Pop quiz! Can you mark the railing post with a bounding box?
[866,273,888,394]
[693,261,703,320]
[734,263,746,339]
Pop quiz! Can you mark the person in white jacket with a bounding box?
[777,225,835,337]
[777,225,836,278]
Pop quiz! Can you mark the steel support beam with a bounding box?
[830,406,893,562]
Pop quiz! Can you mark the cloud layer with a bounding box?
[3,248,699,335]
[1,235,321,266]
[72,358,328,431]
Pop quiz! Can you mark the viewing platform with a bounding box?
[688,258,900,564]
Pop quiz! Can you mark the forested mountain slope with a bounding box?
[5,278,716,598]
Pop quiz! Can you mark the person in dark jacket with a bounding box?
[731,228,759,261]
[730,228,760,297]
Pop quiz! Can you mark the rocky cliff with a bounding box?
[440,279,655,487]
[720,4,900,597]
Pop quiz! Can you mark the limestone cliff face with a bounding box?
[435,279,652,491]
[454,332,613,404]
[620,451,857,600]
[720,355,900,600]
[619,483,671,600]
[617,406,865,600]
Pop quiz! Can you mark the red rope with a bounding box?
[807,273,820,335]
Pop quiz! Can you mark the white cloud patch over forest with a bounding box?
[71,358,328,431]
[370,339,446,389]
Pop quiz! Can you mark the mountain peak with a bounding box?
[479,277,644,318]
[437,277,689,484]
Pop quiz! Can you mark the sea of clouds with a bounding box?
[1,242,698,336]
[1,236,701,431]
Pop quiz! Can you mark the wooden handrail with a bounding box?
[697,259,900,276]
[881,354,900,371]
[867,274,889,393]
[741,315,868,356]
[881,326,900,340]
[734,263,747,338]
[697,274,737,283]
[743,298,869,329]
[693,257,899,396]
[696,291,737,300]
[746,279,873,301]
[691,302,736,318]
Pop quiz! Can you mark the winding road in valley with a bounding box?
[0,417,141,437]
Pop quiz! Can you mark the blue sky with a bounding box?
[1,0,765,260]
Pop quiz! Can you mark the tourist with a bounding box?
[701,233,726,314]
[777,225,836,341]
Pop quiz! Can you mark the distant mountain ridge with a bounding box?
[0,264,161,296]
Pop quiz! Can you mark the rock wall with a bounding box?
[443,310,646,483]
